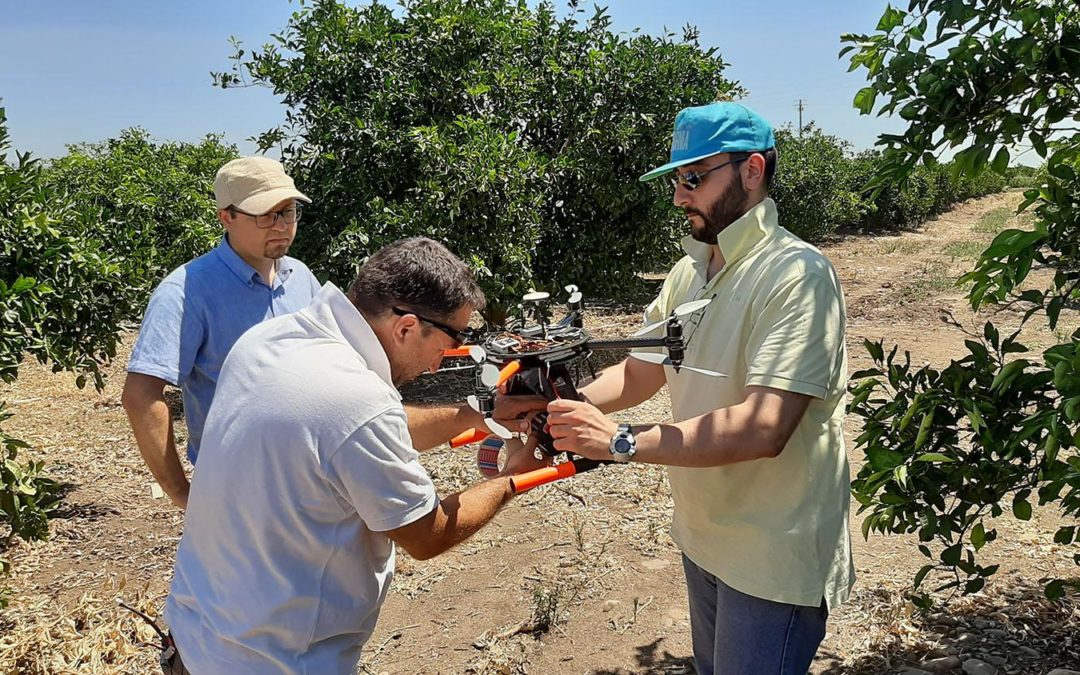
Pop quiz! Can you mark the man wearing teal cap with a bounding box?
[546,102,854,673]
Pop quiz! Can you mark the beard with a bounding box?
[687,178,750,244]
[263,241,292,259]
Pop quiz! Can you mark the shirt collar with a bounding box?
[681,197,779,268]
[214,236,293,287]
[304,283,400,399]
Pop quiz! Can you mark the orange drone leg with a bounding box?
[450,428,489,448]
[509,462,579,493]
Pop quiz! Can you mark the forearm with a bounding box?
[412,477,513,559]
[633,399,790,468]
[404,403,477,450]
[578,359,662,414]
[123,391,189,507]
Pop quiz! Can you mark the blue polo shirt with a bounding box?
[128,237,321,463]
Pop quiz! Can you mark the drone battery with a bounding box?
[476,435,504,477]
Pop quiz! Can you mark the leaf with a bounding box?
[854,87,879,115]
[1012,497,1032,521]
[914,453,955,463]
[990,147,1009,175]
[971,522,986,550]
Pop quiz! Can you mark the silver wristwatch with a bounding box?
[609,423,636,463]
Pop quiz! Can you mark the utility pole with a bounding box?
[795,99,806,136]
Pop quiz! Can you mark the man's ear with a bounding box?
[744,153,767,190]
[217,208,232,228]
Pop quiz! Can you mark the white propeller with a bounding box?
[484,417,513,439]
[630,351,726,377]
[523,291,550,302]
[468,345,487,363]
[479,363,501,388]
[633,298,714,336]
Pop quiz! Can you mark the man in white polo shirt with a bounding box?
[164,237,547,674]
[546,103,854,674]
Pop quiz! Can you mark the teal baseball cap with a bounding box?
[639,102,776,182]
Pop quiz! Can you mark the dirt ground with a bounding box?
[1,191,1078,674]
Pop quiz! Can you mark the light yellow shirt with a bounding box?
[641,197,854,609]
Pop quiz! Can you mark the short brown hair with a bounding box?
[346,237,485,321]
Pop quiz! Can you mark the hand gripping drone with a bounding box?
[445,285,722,494]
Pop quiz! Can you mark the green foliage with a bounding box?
[42,128,237,307]
[0,402,62,579]
[843,0,1080,604]
[770,126,868,241]
[213,0,742,322]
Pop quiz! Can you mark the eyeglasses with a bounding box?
[669,155,749,191]
[391,307,478,347]
[230,204,303,229]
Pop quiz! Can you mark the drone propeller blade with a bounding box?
[678,364,727,378]
[631,297,713,336]
[565,284,579,294]
[632,318,667,337]
[484,417,514,439]
[628,351,726,377]
[479,364,502,388]
[568,291,583,304]
[466,395,481,412]
[673,298,712,317]
[522,291,550,302]
[468,345,487,363]
[630,351,668,365]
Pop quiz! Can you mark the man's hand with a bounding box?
[545,399,619,462]
[499,434,552,476]
[489,394,547,431]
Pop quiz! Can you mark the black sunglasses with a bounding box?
[669,154,750,191]
[391,307,478,346]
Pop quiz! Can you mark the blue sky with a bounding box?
[1,0,905,159]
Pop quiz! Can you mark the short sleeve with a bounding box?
[127,280,203,386]
[744,274,843,400]
[325,409,438,532]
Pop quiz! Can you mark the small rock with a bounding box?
[957,633,979,645]
[962,659,998,675]
[923,656,962,672]
[973,619,992,629]
[1046,670,1080,675]
[602,600,620,612]
[982,654,1006,666]
[898,669,934,675]
[1018,646,1040,658]
[985,629,1010,639]
[933,614,960,627]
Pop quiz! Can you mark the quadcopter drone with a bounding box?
[442,285,723,494]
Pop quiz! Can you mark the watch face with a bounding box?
[613,438,632,453]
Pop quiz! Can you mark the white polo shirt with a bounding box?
[166,283,437,675]
[642,198,855,610]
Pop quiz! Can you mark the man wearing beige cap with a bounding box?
[122,157,322,510]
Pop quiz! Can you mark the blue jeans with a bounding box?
[682,554,827,675]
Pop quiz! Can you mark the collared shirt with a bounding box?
[127,237,321,462]
[639,197,855,610]
[166,282,438,675]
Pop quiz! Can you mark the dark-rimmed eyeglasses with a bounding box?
[669,155,749,191]
[390,307,478,347]
[229,204,303,229]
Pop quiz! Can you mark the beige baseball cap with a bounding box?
[214,156,311,214]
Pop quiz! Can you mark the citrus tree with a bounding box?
[842,0,1080,605]
[213,0,742,323]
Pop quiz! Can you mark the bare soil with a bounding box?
[1,192,1078,674]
